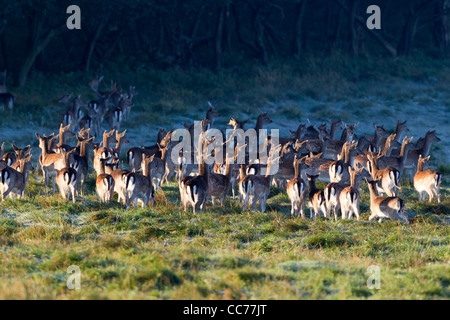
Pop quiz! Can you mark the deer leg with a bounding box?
[427,189,434,202]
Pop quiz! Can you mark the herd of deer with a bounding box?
[0,75,444,226]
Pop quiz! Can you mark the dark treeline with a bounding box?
[0,0,449,87]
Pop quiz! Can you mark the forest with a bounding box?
[0,0,449,87]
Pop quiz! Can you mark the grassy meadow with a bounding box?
[0,54,449,299]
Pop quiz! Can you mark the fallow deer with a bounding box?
[239,144,280,212]
[0,155,34,200]
[55,150,79,203]
[339,167,369,220]
[414,155,442,203]
[366,153,401,197]
[286,156,308,217]
[366,179,409,224]
[96,157,115,203]
[306,174,327,219]
[37,133,76,193]
[124,156,156,209]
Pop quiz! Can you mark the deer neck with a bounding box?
[115,139,124,155]
[239,164,246,180]
[330,123,339,140]
[367,183,377,201]
[99,161,106,175]
[308,179,318,196]
[58,131,65,145]
[255,118,266,131]
[142,163,151,181]
[373,131,384,148]
[80,142,89,161]
[368,158,379,179]
[400,148,410,168]
[224,161,232,178]
[382,140,392,157]
[294,161,300,179]
[420,134,433,156]
[417,160,425,173]
[344,145,352,164]
[198,154,207,178]
[394,126,406,143]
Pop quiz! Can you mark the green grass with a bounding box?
[0,171,448,299]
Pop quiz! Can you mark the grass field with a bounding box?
[0,55,449,299]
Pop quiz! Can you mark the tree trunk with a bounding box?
[0,21,7,70]
[349,0,364,55]
[335,0,397,57]
[292,0,308,57]
[397,9,419,56]
[214,5,226,69]
[83,17,108,71]
[15,30,59,87]
[433,0,450,51]
[14,13,62,87]
[254,9,268,65]
[232,4,258,55]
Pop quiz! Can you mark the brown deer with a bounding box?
[123,156,156,210]
[286,155,308,217]
[366,179,409,225]
[55,151,79,203]
[306,174,327,219]
[0,155,34,200]
[96,157,115,203]
[414,155,442,203]
[366,153,401,197]
[339,167,369,220]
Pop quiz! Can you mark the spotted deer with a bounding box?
[356,124,388,153]
[55,123,76,153]
[208,143,247,207]
[110,167,130,204]
[379,120,409,153]
[414,155,442,203]
[110,130,129,164]
[239,144,280,213]
[124,156,156,209]
[127,129,168,172]
[366,153,401,197]
[340,122,359,142]
[339,167,369,220]
[404,130,441,172]
[366,179,409,224]
[73,136,95,196]
[96,157,115,203]
[329,141,357,183]
[183,134,211,214]
[353,133,396,171]
[55,151,79,203]
[286,156,308,217]
[2,144,31,167]
[0,155,34,200]
[306,174,327,219]
[37,133,76,193]
[376,136,413,175]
